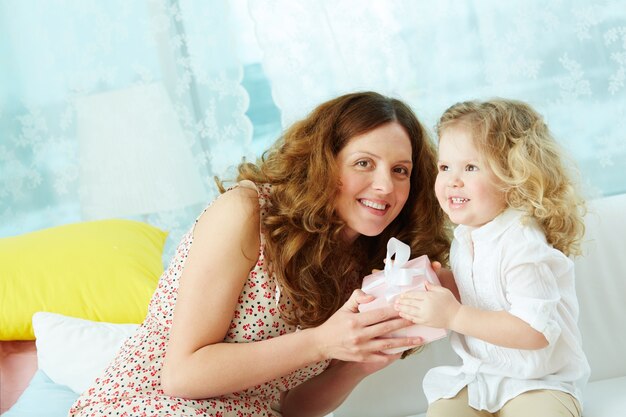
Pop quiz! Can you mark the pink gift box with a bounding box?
[358,253,447,354]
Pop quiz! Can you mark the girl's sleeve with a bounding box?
[503,239,573,346]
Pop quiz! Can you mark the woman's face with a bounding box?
[336,121,413,242]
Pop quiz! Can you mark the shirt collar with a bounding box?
[453,208,527,243]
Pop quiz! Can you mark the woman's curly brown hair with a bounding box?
[219,91,449,328]
[437,98,586,257]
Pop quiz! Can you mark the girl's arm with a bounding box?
[161,186,421,399]
[395,283,547,350]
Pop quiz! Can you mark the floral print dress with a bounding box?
[69,183,330,417]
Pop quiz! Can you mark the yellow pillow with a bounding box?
[0,219,167,340]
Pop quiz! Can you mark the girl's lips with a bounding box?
[450,197,469,204]
[448,196,469,209]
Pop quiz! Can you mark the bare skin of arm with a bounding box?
[161,186,422,402]
[281,291,420,417]
[395,282,548,350]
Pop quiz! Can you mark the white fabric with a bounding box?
[75,83,207,219]
[333,193,624,417]
[423,209,590,412]
[573,193,626,382]
[363,238,428,298]
[249,1,626,201]
[583,376,626,417]
[32,312,138,394]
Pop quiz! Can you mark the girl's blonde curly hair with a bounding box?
[437,98,585,257]
[219,91,450,328]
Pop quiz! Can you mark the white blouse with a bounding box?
[423,209,590,412]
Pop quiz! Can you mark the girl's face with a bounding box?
[336,122,413,242]
[434,124,506,228]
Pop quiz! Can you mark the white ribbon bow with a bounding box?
[362,237,426,301]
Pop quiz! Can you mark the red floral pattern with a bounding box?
[69,184,330,417]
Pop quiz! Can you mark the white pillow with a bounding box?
[32,312,139,394]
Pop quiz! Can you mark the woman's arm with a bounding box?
[281,293,414,417]
[431,262,460,301]
[281,359,396,417]
[162,186,319,398]
[161,187,422,399]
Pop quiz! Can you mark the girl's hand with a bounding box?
[394,282,460,329]
[313,290,423,363]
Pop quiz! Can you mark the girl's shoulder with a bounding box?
[502,216,572,269]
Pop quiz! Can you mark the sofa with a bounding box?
[0,219,168,415]
[1,195,624,417]
[330,192,626,417]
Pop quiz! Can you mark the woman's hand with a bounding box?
[312,289,423,364]
[279,346,404,417]
[431,261,460,301]
[330,351,403,379]
[280,290,418,417]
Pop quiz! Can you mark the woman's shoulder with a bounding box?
[193,184,262,250]
[214,182,262,213]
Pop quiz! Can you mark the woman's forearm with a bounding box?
[163,291,418,399]
[162,327,323,399]
[281,360,368,417]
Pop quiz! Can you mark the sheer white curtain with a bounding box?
[2,0,625,256]
[249,0,626,197]
[248,0,414,126]
[0,0,254,258]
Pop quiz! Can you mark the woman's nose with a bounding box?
[372,170,393,192]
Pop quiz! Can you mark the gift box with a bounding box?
[358,238,447,354]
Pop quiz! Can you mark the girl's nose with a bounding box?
[448,174,463,188]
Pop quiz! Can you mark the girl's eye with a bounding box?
[438,164,449,172]
[466,164,479,172]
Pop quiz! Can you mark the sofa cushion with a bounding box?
[33,312,139,394]
[0,219,166,340]
[574,193,626,382]
[583,376,626,417]
[3,370,79,417]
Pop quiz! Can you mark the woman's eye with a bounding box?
[355,160,370,168]
[394,166,410,176]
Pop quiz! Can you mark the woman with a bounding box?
[69,91,450,417]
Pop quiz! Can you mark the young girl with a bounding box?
[395,99,590,417]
